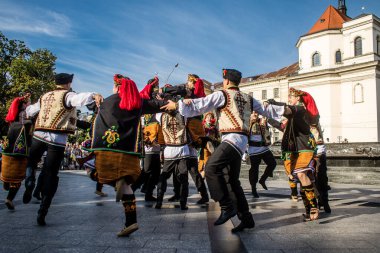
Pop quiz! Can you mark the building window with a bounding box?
[353,83,364,103]
[335,50,342,63]
[377,35,380,55]
[312,52,320,66]
[262,90,267,100]
[354,37,362,56]
[273,88,279,98]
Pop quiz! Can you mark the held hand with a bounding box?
[93,94,104,107]
[183,99,192,105]
[160,100,177,111]
[155,94,164,101]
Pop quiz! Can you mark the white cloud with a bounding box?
[0,2,71,37]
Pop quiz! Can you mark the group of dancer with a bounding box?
[0,68,330,236]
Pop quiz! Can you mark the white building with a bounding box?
[224,1,380,143]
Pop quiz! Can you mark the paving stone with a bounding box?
[0,172,379,253]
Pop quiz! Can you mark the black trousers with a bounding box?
[27,138,65,209]
[316,154,329,201]
[173,158,208,198]
[134,153,161,195]
[249,150,277,189]
[205,142,249,213]
[157,158,189,202]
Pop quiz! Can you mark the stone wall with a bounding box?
[269,142,380,167]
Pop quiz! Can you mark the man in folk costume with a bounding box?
[154,105,192,210]
[265,87,319,221]
[287,88,331,213]
[160,74,209,204]
[247,112,277,198]
[162,69,269,232]
[23,73,103,225]
[1,93,33,210]
[132,77,163,201]
[89,75,166,236]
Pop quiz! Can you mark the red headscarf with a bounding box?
[118,78,142,111]
[140,76,159,100]
[194,78,206,98]
[302,91,319,118]
[290,87,319,118]
[5,97,23,123]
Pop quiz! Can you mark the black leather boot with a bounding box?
[23,167,36,204]
[37,195,51,226]
[155,194,163,209]
[180,200,188,210]
[196,189,209,204]
[167,195,180,202]
[37,207,48,226]
[252,188,259,198]
[214,203,237,225]
[231,212,255,232]
[145,194,157,202]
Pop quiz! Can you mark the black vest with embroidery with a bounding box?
[90,94,143,156]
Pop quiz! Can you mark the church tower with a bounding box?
[338,0,347,15]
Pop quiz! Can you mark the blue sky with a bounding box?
[1,0,379,97]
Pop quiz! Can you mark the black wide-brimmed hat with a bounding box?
[55,73,74,85]
[222,69,242,84]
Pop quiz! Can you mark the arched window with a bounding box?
[377,35,380,55]
[312,52,320,66]
[354,37,362,56]
[353,83,364,103]
[335,50,342,63]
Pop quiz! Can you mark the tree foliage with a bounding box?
[0,31,57,135]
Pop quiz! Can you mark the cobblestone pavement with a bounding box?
[0,170,379,253]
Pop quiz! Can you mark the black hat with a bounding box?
[55,73,74,85]
[222,69,242,84]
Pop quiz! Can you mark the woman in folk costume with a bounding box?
[89,74,166,237]
[287,88,331,213]
[1,93,33,210]
[247,112,277,198]
[198,112,219,178]
[132,77,163,201]
[162,69,270,232]
[266,87,319,221]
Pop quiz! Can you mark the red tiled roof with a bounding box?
[213,62,299,90]
[307,5,351,35]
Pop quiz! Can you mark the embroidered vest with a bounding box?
[249,120,271,146]
[161,112,188,146]
[216,89,252,135]
[90,94,143,156]
[35,90,77,133]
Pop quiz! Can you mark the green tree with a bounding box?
[0,31,56,135]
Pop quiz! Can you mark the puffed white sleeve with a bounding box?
[65,92,96,107]
[26,100,41,118]
[178,91,225,117]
